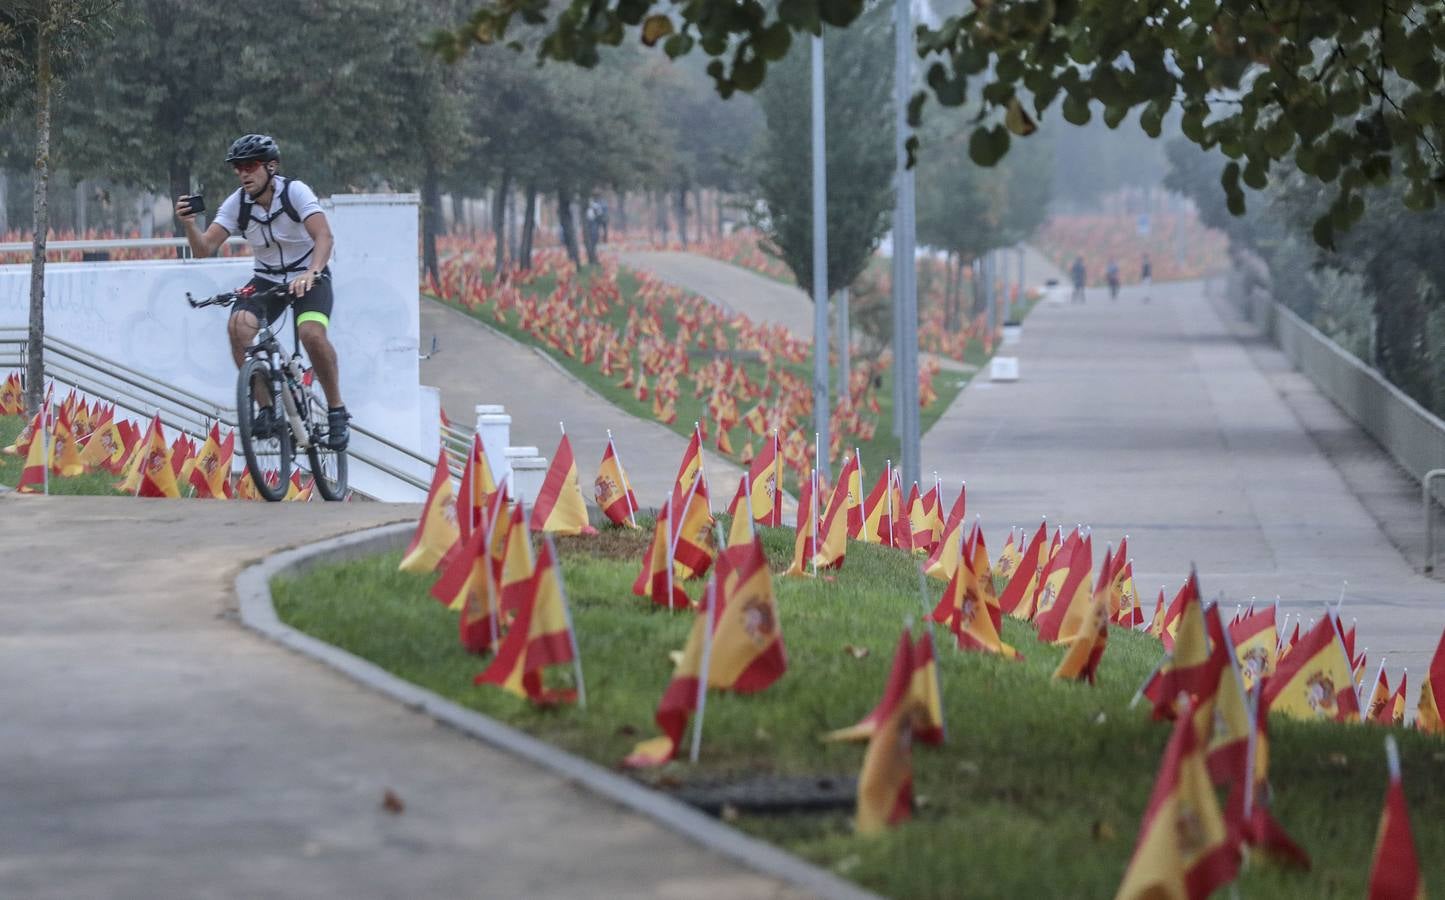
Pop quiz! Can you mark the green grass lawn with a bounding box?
[272,524,1445,899]
[0,414,118,495]
[428,261,976,493]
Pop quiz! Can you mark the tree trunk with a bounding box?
[0,171,8,235]
[74,178,87,236]
[422,156,442,287]
[716,190,724,236]
[653,190,667,245]
[519,184,537,270]
[694,187,704,243]
[582,198,599,266]
[675,186,689,249]
[27,29,52,415]
[557,189,582,267]
[616,191,627,236]
[491,172,510,276]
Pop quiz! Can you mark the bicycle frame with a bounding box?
[246,313,319,452]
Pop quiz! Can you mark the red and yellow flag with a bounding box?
[529,433,595,535]
[398,449,459,573]
[15,411,48,494]
[594,436,639,527]
[923,483,967,581]
[855,629,921,836]
[993,528,1022,582]
[998,521,1048,618]
[1052,593,1110,684]
[49,405,85,477]
[1415,627,1444,734]
[79,412,129,474]
[813,452,857,571]
[930,540,1019,660]
[458,433,498,542]
[632,499,689,609]
[745,431,783,526]
[137,417,181,499]
[625,536,787,767]
[1366,663,1392,724]
[474,539,578,705]
[1366,741,1426,900]
[669,425,704,515]
[1034,533,1097,644]
[827,629,949,743]
[1263,613,1362,723]
[670,474,716,581]
[1115,704,1240,899]
[0,372,22,416]
[1142,572,1215,720]
[783,469,817,578]
[859,464,891,544]
[1228,605,1278,692]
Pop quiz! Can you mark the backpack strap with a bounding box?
[236,176,302,234]
[278,177,300,223]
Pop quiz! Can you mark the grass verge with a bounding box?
[272,526,1444,899]
[0,414,118,495]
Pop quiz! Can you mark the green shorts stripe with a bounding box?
[296,311,330,328]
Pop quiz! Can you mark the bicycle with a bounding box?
[187,279,348,502]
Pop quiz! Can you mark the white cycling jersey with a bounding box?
[213,175,325,284]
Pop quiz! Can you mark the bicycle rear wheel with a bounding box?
[237,357,292,502]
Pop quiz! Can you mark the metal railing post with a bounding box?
[1427,469,1445,574]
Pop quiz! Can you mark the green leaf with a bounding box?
[755,22,791,61]
[1061,92,1090,125]
[968,124,1009,166]
[1311,215,1335,250]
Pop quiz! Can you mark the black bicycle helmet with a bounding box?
[225,133,280,164]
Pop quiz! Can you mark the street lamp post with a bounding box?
[811,32,831,482]
[892,0,921,488]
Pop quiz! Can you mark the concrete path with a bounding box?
[418,298,745,508]
[0,495,798,899]
[923,279,1445,675]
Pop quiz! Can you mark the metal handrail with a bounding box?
[3,333,439,497]
[0,236,249,255]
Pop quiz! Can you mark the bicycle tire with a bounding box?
[306,440,348,501]
[237,357,292,502]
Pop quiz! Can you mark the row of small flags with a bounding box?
[397,414,1441,895]
[1,372,315,500]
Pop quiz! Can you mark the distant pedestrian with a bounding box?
[1141,253,1152,303]
[596,197,609,243]
[1106,258,1120,301]
[1070,255,1086,304]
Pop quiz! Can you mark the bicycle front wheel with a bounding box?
[237,357,292,502]
[302,382,348,500]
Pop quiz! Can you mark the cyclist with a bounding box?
[176,133,349,449]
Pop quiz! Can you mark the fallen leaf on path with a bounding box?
[381,788,405,814]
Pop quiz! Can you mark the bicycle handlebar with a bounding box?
[186,272,329,309]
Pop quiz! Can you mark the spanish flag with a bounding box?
[458,433,497,541]
[828,629,949,743]
[813,452,856,570]
[783,469,817,578]
[1366,662,1392,724]
[530,432,595,535]
[633,499,689,609]
[923,483,967,581]
[1034,533,1097,644]
[1115,702,1240,899]
[80,412,129,474]
[0,372,21,415]
[1052,594,1109,683]
[1365,739,1426,900]
[474,539,579,705]
[1391,671,1408,727]
[725,475,755,548]
[1193,605,1251,782]
[859,464,891,544]
[930,546,1020,660]
[1110,559,1143,627]
[1141,572,1215,720]
[1228,605,1278,693]
[745,431,783,526]
[998,521,1048,618]
[855,629,919,836]
[49,405,85,477]
[137,417,181,499]
[1223,681,1311,871]
[625,536,787,766]
[1414,627,1444,734]
[669,425,703,515]
[993,527,1022,582]
[594,436,639,527]
[1263,612,1361,723]
[434,488,510,646]
[670,474,715,581]
[188,424,233,499]
[15,411,48,493]
[398,449,459,574]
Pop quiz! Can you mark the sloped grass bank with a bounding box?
[272,526,1444,899]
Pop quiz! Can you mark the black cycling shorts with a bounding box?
[232,268,334,330]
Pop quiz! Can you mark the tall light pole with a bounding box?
[892,0,921,488]
[811,32,831,481]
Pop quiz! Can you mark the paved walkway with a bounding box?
[418,298,745,508]
[923,279,1444,675]
[0,495,798,898]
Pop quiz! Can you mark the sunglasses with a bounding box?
[232,160,264,174]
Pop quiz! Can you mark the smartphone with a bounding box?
[184,193,205,216]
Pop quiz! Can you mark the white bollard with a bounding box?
[989,357,1020,382]
[508,454,549,506]
[477,408,511,483]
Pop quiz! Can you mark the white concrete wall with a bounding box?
[0,193,431,501]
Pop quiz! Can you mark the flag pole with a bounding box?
[545,533,587,711]
[810,465,819,579]
[742,473,756,543]
[1363,656,1386,712]
[884,459,893,547]
[690,569,718,764]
